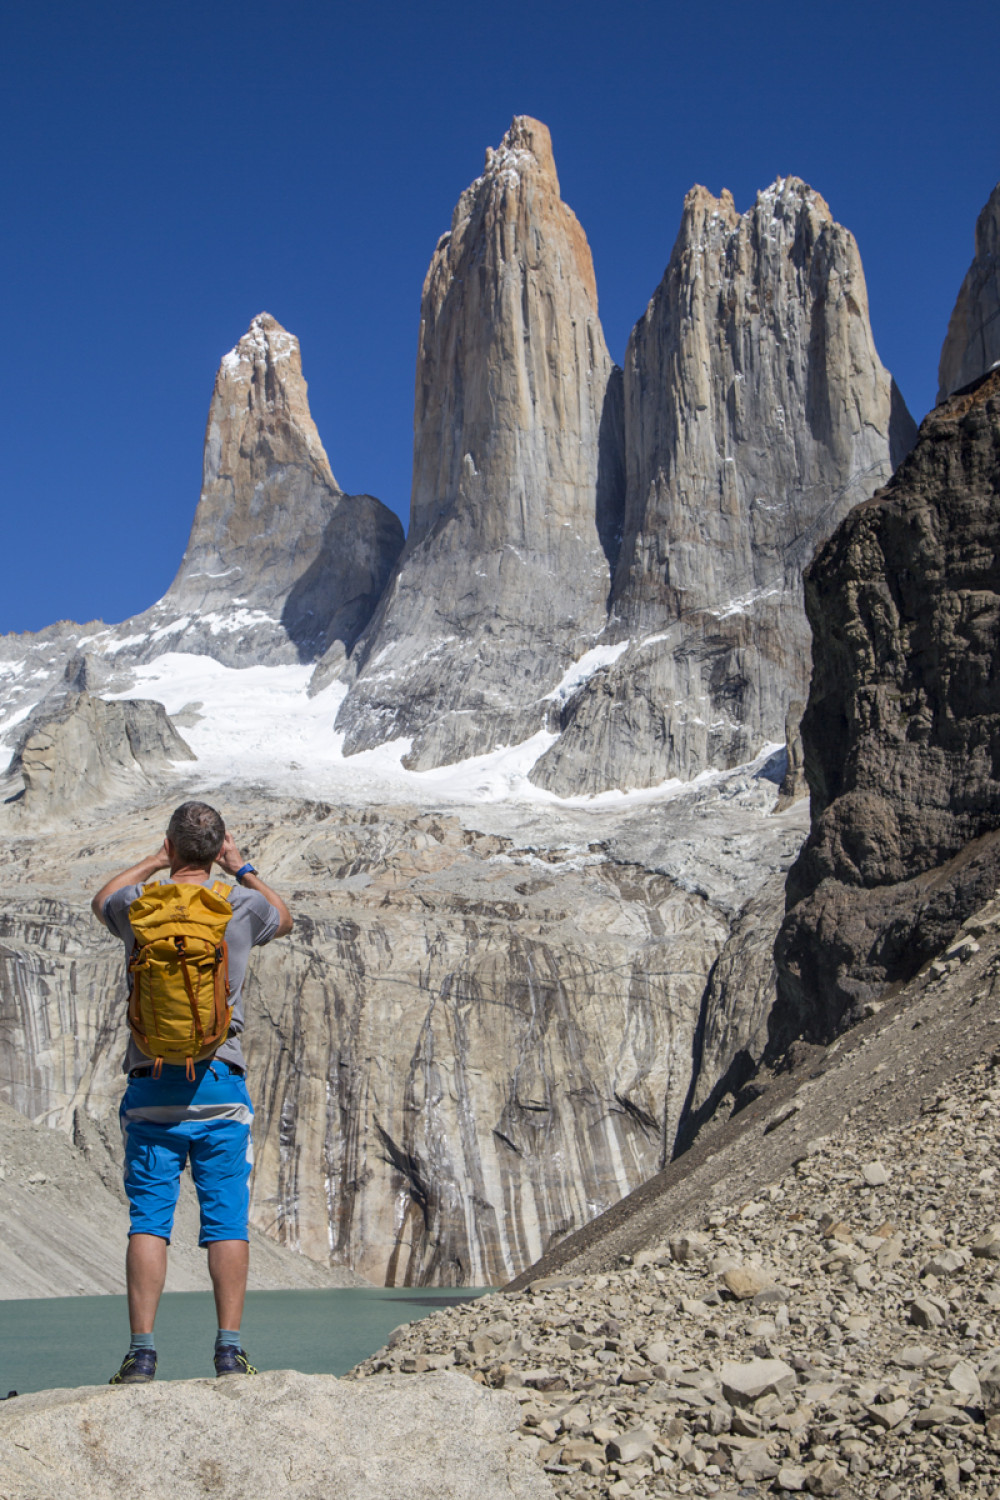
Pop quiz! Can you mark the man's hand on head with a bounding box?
[214,832,244,877]
[213,831,293,939]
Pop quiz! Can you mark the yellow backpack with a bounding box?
[127,881,234,1079]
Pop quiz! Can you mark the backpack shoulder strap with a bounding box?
[211,880,233,900]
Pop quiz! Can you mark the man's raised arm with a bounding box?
[90,842,171,928]
[215,833,293,938]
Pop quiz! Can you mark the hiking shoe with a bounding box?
[109,1348,157,1384]
[214,1345,258,1377]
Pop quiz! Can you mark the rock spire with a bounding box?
[938,182,1000,402]
[330,117,624,767]
[531,178,917,793]
[163,313,403,665]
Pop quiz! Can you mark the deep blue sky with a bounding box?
[2,0,998,634]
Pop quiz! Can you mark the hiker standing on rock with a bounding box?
[91,800,292,1385]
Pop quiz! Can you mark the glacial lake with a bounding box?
[0,1287,491,1397]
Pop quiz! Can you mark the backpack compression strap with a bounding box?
[173,936,205,1081]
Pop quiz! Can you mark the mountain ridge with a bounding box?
[1,126,997,1296]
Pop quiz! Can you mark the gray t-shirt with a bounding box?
[104,880,280,1073]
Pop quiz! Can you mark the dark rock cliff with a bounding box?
[773,368,1000,1048]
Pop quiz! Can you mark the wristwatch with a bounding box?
[235,863,257,885]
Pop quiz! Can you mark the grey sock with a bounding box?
[129,1332,155,1352]
[215,1327,241,1351]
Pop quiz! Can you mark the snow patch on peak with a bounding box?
[755,176,830,222]
[485,145,534,176]
[476,116,556,193]
[220,316,298,379]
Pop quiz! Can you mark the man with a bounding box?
[91,800,292,1384]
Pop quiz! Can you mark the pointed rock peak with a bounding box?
[207,312,334,488]
[938,181,1000,402]
[333,113,622,768]
[530,169,914,796]
[223,311,295,357]
[218,312,301,388]
[482,115,558,188]
[411,113,611,552]
[158,317,403,667]
[445,115,596,317]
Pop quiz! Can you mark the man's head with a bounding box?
[166,801,225,868]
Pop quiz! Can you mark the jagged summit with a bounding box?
[212,312,337,487]
[530,172,917,794]
[676,177,832,238]
[681,176,833,235]
[938,181,1000,402]
[482,114,557,183]
[755,174,831,214]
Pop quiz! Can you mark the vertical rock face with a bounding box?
[0,778,803,1288]
[531,179,916,794]
[939,183,1000,401]
[161,313,404,666]
[331,117,624,768]
[773,370,1000,1048]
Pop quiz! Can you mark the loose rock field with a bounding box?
[353,1050,1000,1498]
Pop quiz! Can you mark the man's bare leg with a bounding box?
[126,1233,168,1333]
[207,1239,250,1331]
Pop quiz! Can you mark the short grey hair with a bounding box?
[166,801,225,866]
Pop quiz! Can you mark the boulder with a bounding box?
[14,692,193,812]
[722,1264,778,1300]
[720,1356,796,1406]
[0,1369,554,1500]
[979,1350,1000,1415]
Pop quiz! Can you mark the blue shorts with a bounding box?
[119,1060,254,1245]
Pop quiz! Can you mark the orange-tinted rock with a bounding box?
[332,117,624,767]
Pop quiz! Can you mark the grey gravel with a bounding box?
[353,1048,1000,1498]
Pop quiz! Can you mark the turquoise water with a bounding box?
[0,1287,490,1396]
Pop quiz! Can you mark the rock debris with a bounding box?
[354,1049,1000,1499]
